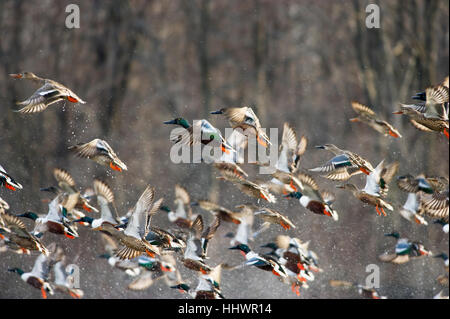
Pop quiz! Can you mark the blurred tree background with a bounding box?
[0,0,448,298]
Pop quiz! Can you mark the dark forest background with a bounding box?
[0,0,448,299]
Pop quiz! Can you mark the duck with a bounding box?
[93,186,160,260]
[9,72,86,114]
[74,179,120,229]
[394,86,449,139]
[40,168,98,214]
[182,215,220,273]
[285,173,339,221]
[254,207,296,231]
[216,167,276,203]
[261,123,307,194]
[191,200,242,225]
[0,211,48,255]
[349,101,402,138]
[378,232,432,264]
[160,184,197,229]
[171,264,225,299]
[17,194,79,239]
[260,236,317,296]
[228,243,288,278]
[211,106,271,147]
[410,85,449,119]
[0,164,23,191]
[128,253,181,291]
[395,175,432,225]
[8,245,57,298]
[226,204,255,246]
[145,211,187,251]
[164,118,235,155]
[329,280,387,299]
[336,160,398,216]
[310,144,374,179]
[68,138,128,172]
[97,233,143,277]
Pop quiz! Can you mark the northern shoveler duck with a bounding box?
[329,280,387,299]
[254,207,296,231]
[310,144,374,178]
[260,236,318,296]
[98,233,143,277]
[261,123,307,194]
[74,179,120,229]
[9,72,86,114]
[336,160,398,216]
[226,204,255,246]
[171,264,225,299]
[182,215,220,273]
[18,194,79,239]
[145,203,187,251]
[418,187,449,223]
[395,174,435,225]
[285,173,339,221]
[0,164,22,191]
[128,253,181,291]
[394,86,449,138]
[0,211,48,255]
[211,106,271,147]
[229,244,288,278]
[191,200,242,225]
[164,118,235,155]
[41,168,98,214]
[68,138,127,172]
[350,101,402,138]
[93,186,160,260]
[378,232,432,264]
[216,168,276,203]
[274,122,308,174]
[8,250,55,298]
[410,84,449,119]
[160,184,198,229]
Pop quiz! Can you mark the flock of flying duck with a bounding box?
[0,72,448,299]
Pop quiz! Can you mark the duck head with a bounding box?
[284,191,302,199]
[163,118,190,129]
[8,268,24,276]
[384,232,400,239]
[16,212,39,221]
[170,283,190,294]
[229,244,251,254]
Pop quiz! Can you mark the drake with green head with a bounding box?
[8,250,55,299]
[0,164,23,191]
[285,173,338,221]
[164,118,235,155]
